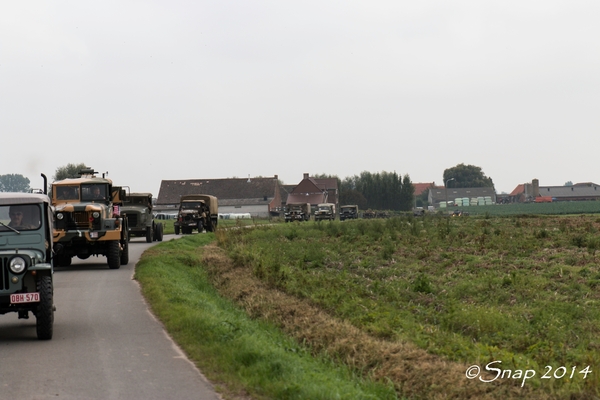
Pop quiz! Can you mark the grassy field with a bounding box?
[206,214,600,399]
[134,233,397,400]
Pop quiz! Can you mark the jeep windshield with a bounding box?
[0,203,42,231]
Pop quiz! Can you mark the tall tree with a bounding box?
[53,163,88,181]
[0,174,31,192]
[443,164,494,188]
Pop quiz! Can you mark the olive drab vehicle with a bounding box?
[0,174,55,340]
[121,192,163,243]
[284,203,311,222]
[339,205,359,221]
[314,203,336,221]
[51,168,129,269]
[174,194,218,235]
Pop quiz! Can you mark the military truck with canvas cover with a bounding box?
[174,194,218,234]
[339,205,359,221]
[121,192,163,243]
[0,182,55,339]
[51,168,129,269]
[284,203,311,222]
[314,203,336,221]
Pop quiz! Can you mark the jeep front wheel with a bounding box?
[36,275,54,340]
[107,241,121,269]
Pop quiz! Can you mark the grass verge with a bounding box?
[134,234,397,400]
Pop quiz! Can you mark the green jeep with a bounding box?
[52,168,129,269]
[121,192,163,243]
[0,189,55,340]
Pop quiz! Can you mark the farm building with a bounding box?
[286,173,339,213]
[510,179,600,203]
[155,176,282,218]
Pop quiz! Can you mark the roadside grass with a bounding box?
[211,215,600,399]
[134,234,398,400]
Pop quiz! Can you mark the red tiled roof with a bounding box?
[510,184,525,197]
[413,182,435,196]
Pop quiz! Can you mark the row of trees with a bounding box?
[315,171,415,212]
[0,163,87,193]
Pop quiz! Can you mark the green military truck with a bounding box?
[284,203,311,222]
[339,205,359,221]
[51,168,129,269]
[121,192,163,243]
[0,176,55,339]
[174,194,218,234]
[314,203,336,221]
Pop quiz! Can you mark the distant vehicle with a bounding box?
[174,194,218,234]
[451,210,470,217]
[314,203,335,221]
[51,168,129,269]
[121,192,163,243]
[339,205,359,221]
[284,203,310,222]
[0,175,55,339]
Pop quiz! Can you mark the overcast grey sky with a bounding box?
[2,1,599,195]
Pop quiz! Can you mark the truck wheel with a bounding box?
[107,241,121,269]
[175,225,180,235]
[146,226,153,243]
[120,237,129,265]
[36,275,54,340]
[156,223,164,241]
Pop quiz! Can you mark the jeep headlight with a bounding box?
[56,213,64,220]
[9,257,27,274]
[92,211,100,218]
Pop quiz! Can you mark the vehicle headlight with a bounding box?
[92,211,100,218]
[56,213,64,220]
[10,256,27,274]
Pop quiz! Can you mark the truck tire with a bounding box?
[146,226,153,243]
[156,223,164,241]
[36,275,54,340]
[175,225,180,235]
[107,241,121,269]
[120,237,129,265]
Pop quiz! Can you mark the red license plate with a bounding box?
[10,293,40,304]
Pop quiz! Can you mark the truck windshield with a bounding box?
[55,185,80,201]
[181,202,204,209]
[0,204,42,231]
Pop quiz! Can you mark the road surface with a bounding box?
[0,235,221,400]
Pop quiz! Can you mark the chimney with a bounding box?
[274,175,278,180]
[303,173,309,180]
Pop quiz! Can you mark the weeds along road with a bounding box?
[0,235,221,400]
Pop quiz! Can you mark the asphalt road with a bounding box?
[0,235,221,400]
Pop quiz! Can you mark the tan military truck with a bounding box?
[51,168,129,269]
[121,192,163,243]
[339,205,359,221]
[174,194,218,234]
[314,203,336,221]
[284,203,311,222]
